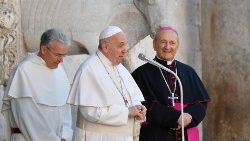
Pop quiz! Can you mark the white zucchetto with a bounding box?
[99,26,123,40]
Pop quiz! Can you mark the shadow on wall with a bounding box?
[68,40,89,55]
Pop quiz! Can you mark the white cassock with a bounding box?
[2,53,73,141]
[67,50,145,141]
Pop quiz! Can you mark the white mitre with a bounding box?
[99,26,122,39]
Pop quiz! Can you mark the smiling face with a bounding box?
[101,32,127,65]
[153,30,179,61]
[39,40,68,69]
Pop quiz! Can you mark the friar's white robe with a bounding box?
[2,53,73,141]
[67,51,145,141]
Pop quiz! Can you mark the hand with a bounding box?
[177,113,192,127]
[128,106,141,118]
[128,105,145,119]
[171,125,181,130]
[135,105,147,121]
[136,105,146,115]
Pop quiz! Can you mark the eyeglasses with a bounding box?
[47,47,67,58]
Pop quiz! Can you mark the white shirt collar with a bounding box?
[156,56,175,65]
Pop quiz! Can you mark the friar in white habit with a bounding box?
[67,26,146,141]
[2,28,73,141]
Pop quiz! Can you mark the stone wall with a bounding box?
[201,0,250,140]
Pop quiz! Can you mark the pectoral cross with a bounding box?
[168,93,178,106]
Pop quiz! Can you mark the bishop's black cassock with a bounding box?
[132,57,210,141]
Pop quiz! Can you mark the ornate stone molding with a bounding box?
[0,0,21,86]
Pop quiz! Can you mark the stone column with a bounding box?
[201,0,250,140]
[0,1,22,140]
[0,0,23,87]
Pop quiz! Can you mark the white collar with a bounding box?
[156,56,175,65]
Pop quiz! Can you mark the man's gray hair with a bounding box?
[40,28,70,48]
[98,38,106,50]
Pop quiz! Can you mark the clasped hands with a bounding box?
[128,105,147,121]
[173,113,192,130]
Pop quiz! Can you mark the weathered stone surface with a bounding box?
[62,54,89,84]
[19,0,201,71]
[202,0,250,140]
[20,0,149,54]
[0,0,24,86]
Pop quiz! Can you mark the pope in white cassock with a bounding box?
[2,28,73,141]
[67,26,146,141]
